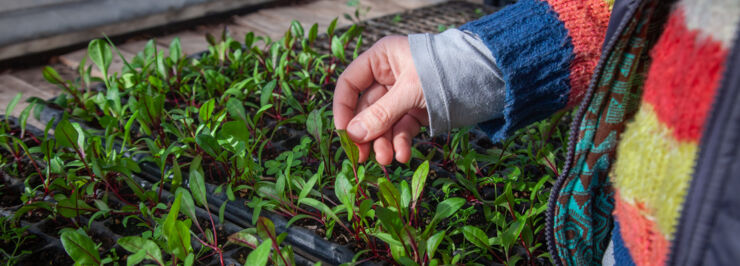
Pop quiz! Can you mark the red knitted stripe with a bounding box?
[642,8,727,141]
[614,191,669,266]
[545,0,611,107]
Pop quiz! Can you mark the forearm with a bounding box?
[412,0,611,141]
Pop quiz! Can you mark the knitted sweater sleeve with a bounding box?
[459,0,611,141]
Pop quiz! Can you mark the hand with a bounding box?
[333,36,429,165]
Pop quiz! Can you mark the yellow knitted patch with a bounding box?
[604,0,615,10]
[611,104,697,239]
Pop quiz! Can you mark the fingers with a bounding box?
[392,115,422,164]
[373,131,394,165]
[347,74,422,143]
[333,37,401,130]
[356,83,388,162]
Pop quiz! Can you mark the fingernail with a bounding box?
[347,121,367,140]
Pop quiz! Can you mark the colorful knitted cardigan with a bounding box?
[460,0,739,264]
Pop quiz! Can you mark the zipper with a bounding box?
[544,0,645,264]
[667,25,740,265]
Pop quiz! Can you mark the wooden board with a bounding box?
[117,39,169,56]
[0,0,276,61]
[0,74,55,129]
[59,48,136,78]
[233,13,290,39]
[5,64,73,97]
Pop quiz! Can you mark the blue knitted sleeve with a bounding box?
[460,0,574,142]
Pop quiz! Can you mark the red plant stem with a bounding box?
[506,198,535,266]
[350,166,370,200]
[404,228,420,262]
[543,156,560,177]
[20,148,48,194]
[57,80,88,112]
[260,219,290,266]
[354,214,381,258]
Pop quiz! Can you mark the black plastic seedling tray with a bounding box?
[0,116,320,265]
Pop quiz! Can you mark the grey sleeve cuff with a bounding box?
[408,29,506,136]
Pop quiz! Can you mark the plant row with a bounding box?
[1,18,569,266]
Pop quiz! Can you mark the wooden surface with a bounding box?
[0,0,276,61]
[0,0,479,123]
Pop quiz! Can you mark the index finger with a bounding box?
[332,39,398,130]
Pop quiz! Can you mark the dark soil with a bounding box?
[105,216,150,236]
[0,181,22,207]
[18,246,75,266]
[0,230,45,259]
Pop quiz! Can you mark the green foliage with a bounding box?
[60,229,101,265]
[0,217,34,265]
[0,13,571,265]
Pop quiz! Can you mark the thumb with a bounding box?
[347,79,421,143]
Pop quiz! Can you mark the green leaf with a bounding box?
[500,219,525,250]
[334,171,355,220]
[308,23,319,44]
[378,178,401,210]
[54,119,81,150]
[245,32,255,48]
[195,134,220,158]
[57,194,94,218]
[228,229,260,248]
[118,236,164,266]
[327,17,338,36]
[42,66,63,84]
[376,206,402,237]
[169,37,182,63]
[331,36,345,62]
[337,130,359,168]
[88,39,112,77]
[189,157,208,207]
[175,188,197,222]
[298,198,343,226]
[306,108,323,141]
[226,98,248,124]
[353,35,363,59]
[156,50,168,79]
[298,165,321,201]
[260,80,277,107]
[290,20,304,38]
[164,193,193,260]
[245,239,272,266]
[60,229,101,265]
[426,231,445,259]
[199,98,216,123]
[399,180,411,210]
[373,232,402,247]
[411,160,429,208]
[220,121,250,143]
[5,93,21,118]
[431,197,465,226]
[256,217,276,240]
[462,226,489,250]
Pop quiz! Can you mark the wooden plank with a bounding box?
[394,0,447,10]
[117,39,169,56]
[6,64,74,97]
[226,24,271,41]
[0,74,54,129]
[0,0,276,61]
[233,13,289,39]
[360,0,406,18]
[58,48,136,78]
[156,31,210,57]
